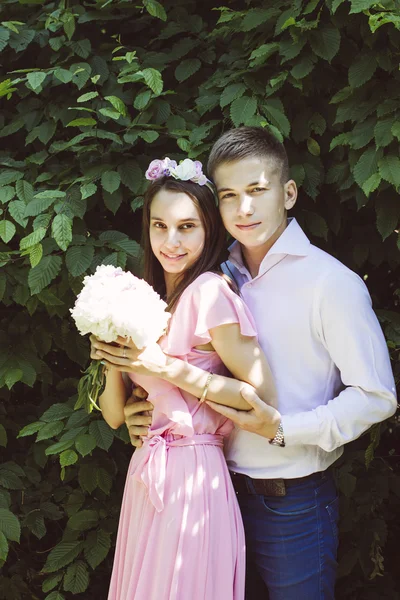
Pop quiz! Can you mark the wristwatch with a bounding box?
[269,421,285,447]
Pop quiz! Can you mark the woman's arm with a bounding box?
[162,323,277,410]
[93,325,278,412]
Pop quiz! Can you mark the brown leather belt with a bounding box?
[230,471,325,497]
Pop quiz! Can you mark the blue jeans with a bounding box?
[237,470,339,600]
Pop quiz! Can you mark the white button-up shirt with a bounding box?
[224,218,397,479]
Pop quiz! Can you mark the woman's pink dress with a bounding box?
[107,272,257,600]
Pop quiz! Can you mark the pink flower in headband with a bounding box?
[145,159,165,181]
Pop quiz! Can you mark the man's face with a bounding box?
[214,157,297,252]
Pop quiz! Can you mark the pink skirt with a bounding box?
[107,433,245,600]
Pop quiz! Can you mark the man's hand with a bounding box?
[124,387,153,447]
[206,386,281,440]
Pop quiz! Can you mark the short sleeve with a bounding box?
[163,272,257,357]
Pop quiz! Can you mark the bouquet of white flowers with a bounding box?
[70,265,170,413]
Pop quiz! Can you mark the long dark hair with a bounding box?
[142,177,227,312]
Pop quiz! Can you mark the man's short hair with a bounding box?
[207,126,289,183]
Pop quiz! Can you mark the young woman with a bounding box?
[91,158,277,600]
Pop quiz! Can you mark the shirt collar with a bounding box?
[228,218,310,275]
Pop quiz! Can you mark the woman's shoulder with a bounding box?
[181,271,230,300]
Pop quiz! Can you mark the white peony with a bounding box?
[70,265,170,348]
[171,159,198,182]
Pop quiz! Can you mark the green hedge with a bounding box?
[0,1,399,598]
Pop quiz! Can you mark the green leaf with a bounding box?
[68,509,98,531]
[349,0,376,13]
[348,53,377,88]
[0,170,23,186]
[66,245,94,276]
[54,68,73,83]
[0,118,25,139]
[20,227,47,250]
[80,183,97,200]
[230,96,257,127]
[374,119,394,148]
[8,200,28,227]
[77,91,98,102]
[291,54,315,79]
[352,147,381,188]
[44,592,65,600]
[309,25,341,62]
[250,42,279,61]
[307,138,320,156]
[0,424,7,448]
[0,220,16,244]
[143,0,167,21]
[43,541,84,573]
[0,26,10,52]
[24,196,54,217]
[101,171,121,194]
[0,186,15,203]
[175,59,201,83]
[105,95,126,116]
[375,196,400,240]
[134,89,152,110]
[350,118,375,150]
[103,190,122,214]
[34,190,66,200]
[40,402,73,423]
[0,508,21,542]
[89,420,113,451]
[142,67,163,95]
[391,121,400,141]
[36,422,64,442]
[45,439,75,456]
[118,161,142,193]
[99,107,121,120]
[75,433,96,457]
[52,214,73,251]
[63,561,89,594]
[84,530,111,569]
[263,99,290,137]
[378,155,400,187]
[362,173,381,197]
[60,450,78,467]
[27,71,46,91]
[0,531,8,562]
[28,255,62,295]
[28,243,43,268]
[4,368,23,389]
[138,130,159,143]
[42,574,63,594]
[67,118,97,127]
[220,83,246,108]
[16,180,34,204]
[18,421,43,438]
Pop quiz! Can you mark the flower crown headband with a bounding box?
[145,157,211,187]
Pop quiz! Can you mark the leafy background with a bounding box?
[0,0,399,598]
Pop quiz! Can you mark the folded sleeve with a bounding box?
[164,272,257,357]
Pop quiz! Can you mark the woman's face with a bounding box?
[149,189,206,280]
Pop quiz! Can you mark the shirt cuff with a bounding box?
[281,410,321,446]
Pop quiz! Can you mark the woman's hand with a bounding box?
[91,335,167,377]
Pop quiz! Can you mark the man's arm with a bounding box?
[281,270,397,451]
[209,270,397,449]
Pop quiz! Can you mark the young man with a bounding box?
[104,127,397,599]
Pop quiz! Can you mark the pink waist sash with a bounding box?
[132,433,224,512]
